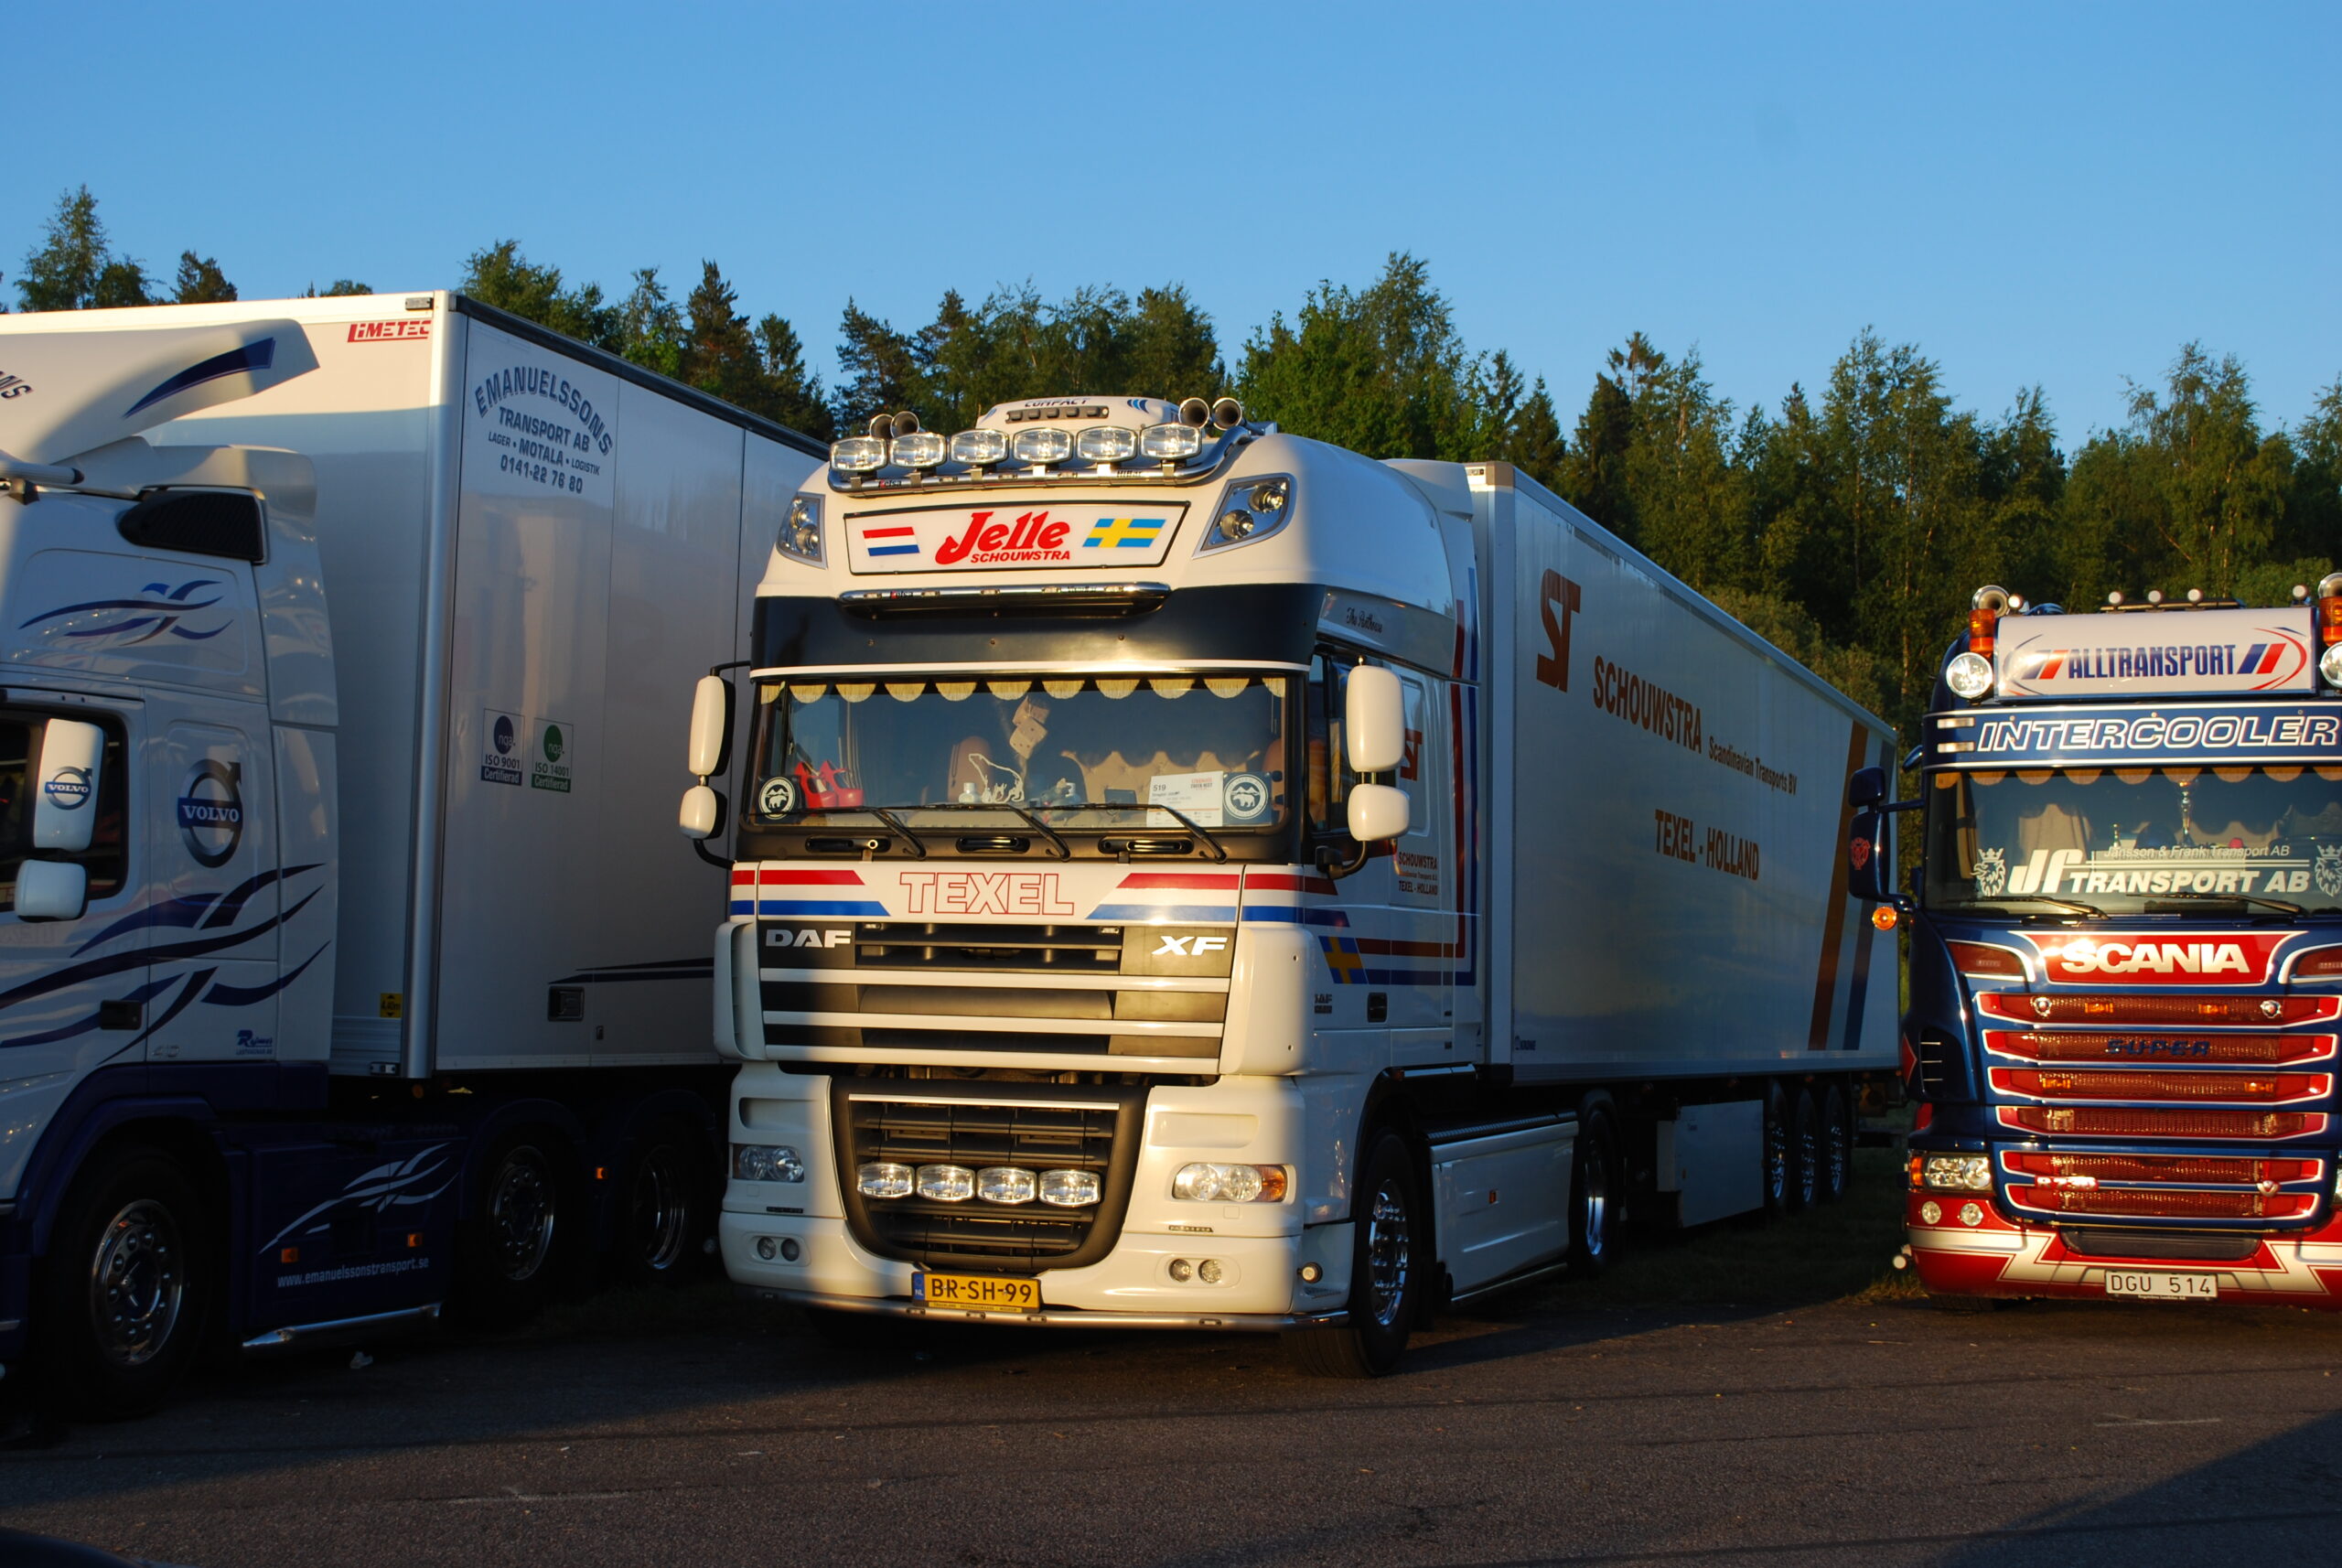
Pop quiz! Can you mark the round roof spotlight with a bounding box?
[2146,589,2165,605]
[1076,425,1138,463]
[1946,651,1995,702]
[2186,587,2205,604]
[2107,591,2125,606]
[950,428,1007,467]
[1140,423,1204,461]
[2323,643,2342,689]
[1178,397,1211,428]
[1210,397,1244,429]
[889,431,946,469]
[2292,584,2311,602]
[1011,427,1073,466]
[867,413,894,439]
[889,410,921,438]
[2008,594,2026,611]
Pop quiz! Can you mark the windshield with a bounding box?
[1925,764,2342,914]
[748,673,1290,831]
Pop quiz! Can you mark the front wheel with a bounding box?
[1287,1131,1423,1379]
[1568,1105,1622,1276]
[40,1145,210,1418]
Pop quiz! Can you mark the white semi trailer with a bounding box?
[0,295,820,1414]
[693,394,1897,1374]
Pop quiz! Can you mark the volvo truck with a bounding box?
[0,294,820,1413]
[1875,579,2342,1306]
[688,394,1896,1374]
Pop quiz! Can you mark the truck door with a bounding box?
[1386,671,1456,1064]
[0,705,145,1098]
[142,709,283,1063]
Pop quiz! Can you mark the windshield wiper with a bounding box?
[1029,800,1231,863]
[1934,896,2107,918]
[865,809,928,859]
[1140,803,1230,863]
[2146,890,2305,917]
[865,801,1074,860]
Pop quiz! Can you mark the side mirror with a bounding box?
[1343,666,1405,773]
[17,859,88,921]
[34,718,103,853]
[1849,809,1892,903]
[687,675,734,779]
[1347,782,1410,843]
[1847,765,1887,810]
[679,783,724,841]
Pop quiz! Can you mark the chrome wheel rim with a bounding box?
[89,1197,185,1369]
[489,1147,556,1283]
[630,1147,691,1273]
[1580,1144,1612,1262]
[1764,1112,1789,1203]
[1363,1179,1412,1329]
[1794,1112,1819,1204]
[1824,1104,1851,1194]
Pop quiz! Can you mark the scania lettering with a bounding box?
[1857,577,2342,1306]
[0,295,822,1415]
[688,396,1896,1375]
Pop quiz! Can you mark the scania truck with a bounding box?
[0,295,819,1413]
[688,393,1896,1374]
[1869,578,2342,1305]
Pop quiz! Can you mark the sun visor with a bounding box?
[0,319,319,465]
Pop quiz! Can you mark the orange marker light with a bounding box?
[1871,905,1899,931]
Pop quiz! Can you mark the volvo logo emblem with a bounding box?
[177,759,243,867]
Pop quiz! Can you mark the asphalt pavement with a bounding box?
[5,1276,2342,1568]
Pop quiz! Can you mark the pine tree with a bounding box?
[756,313,833,440]
[18,186,111,310]
[613,268,682,378]
[459,240,611,346]
[172,252,238,304]
[832,299,921,432]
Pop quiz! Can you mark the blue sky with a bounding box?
[11,2,2335,440]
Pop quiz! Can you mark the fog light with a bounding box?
[1921,1155,1993,1192]
[978,1166,1037,1206]
[1946,651,1994,701]
[755,1236,778,1261]
[1198,1259,1223,1284]
[1919,1199,1942,1224]
[1140,422,1202,460]
[1168,1258,1193,1282]
[2323,642,2342,689]
[857,1161,915,1198]
[1959,1201,1985,1227]
[735,1144,806,1183]
[1172,1163,1288,1203]
[1298,1262,1323,1283]
[1247,478,1288,512]
[779,1237,801,1262]
[918,1164,975,1202]
[831,435,886,473]
[1012,427,1073,466]
[951,428,1007,467]
[1039,1168,1101,1207]
[890,432,947,469]
[1076,425,1137,463]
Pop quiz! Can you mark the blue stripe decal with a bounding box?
[1241,907,1352,927]
[867,544,919,556]
[1085,903,1238,922]
[748,898,889,917]
[124,338,277,417]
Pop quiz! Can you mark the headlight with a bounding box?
[950,428,1007,466]
[1171,1163,1289,1203]
[1140,422,1203,461]
[779,495,822,564]
[2322,642,2342,689]
[1076,425,1137,463]
[1920,1154,1993,1192]
[856,1161,914,1198]
[1011,427,1073,465]
[1945,651,1995,701]
[1200,476,1294,552]
[1038,1168,1101,1207]
[977,1166,1037,1206]
[831,435,886,473]
[735,1144,805,1183]
[916,1164,975,1202]
[889,432,947,469]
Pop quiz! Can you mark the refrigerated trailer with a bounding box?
[690,394,1896,1374]
[0,294,820,1412]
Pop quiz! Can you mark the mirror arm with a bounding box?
[1315,838,1371,881]
[1881,799,1923,814]
[692,839,733,871]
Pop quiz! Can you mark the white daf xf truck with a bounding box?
[689,395,1895,1374]
[0,294,820,1414]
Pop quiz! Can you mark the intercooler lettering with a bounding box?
[897,870,1078,916]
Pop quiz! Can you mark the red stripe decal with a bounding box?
[1119,873,1243,888]
[1807,723,1867,1049]
[1244,873,1337,895]
[862,526,916,538]
[757,869,866,886]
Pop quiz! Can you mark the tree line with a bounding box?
[13,186,2336,742]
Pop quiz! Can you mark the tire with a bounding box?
[1814,1083,1853,1204]
[1787,1087,1821,1211]
[453,1129,571,1327]
[38,1145,209,1419]
[1568,1104,1623,1276]
[1286,1130,1423,1379]
[1761,1082,1792,1213]
[616,1116,708,1286]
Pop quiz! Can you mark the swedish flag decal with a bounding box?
[1082,517,1167,549]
